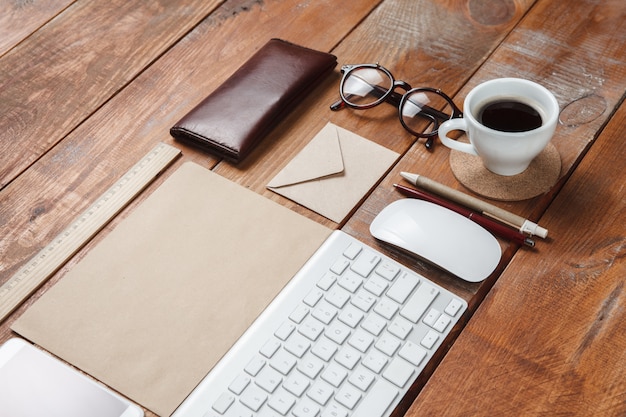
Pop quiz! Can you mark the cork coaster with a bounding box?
[449,142,561,201]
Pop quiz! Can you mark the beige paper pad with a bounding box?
[268,122,399,223]
[13,162,331,416]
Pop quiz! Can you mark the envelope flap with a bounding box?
[267,123,344,188]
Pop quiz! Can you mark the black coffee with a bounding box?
[477,100,542,132]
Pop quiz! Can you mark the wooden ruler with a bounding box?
[0,142,181,323]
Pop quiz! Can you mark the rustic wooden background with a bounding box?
[1,0,624,416]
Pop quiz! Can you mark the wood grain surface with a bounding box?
[0,0,223,188]
[0,0,74,56]
[0,0,624,416]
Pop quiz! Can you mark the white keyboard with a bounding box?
[173,230,466,417]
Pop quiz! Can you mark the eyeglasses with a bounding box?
[330,63,462,150]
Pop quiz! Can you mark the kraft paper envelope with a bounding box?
[13,162,331,416]
[267,122,399,223]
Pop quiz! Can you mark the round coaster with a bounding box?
[449,142,562,201]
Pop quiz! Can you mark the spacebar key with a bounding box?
[352,379,398,417]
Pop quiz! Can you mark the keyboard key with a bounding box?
[221,403,253,417]
[292,398,320,417]
[312,300,338,325]
[297,354,324,379]
[244,356,265,376]
[274,321,296,341]
[420,329,440,349]
[398,341,427,367]
[257,409,281,417]
[240,385,267,411]
[388,315,413,340]
[444,298,465,316]
[363,274,389,297]
[343,242,362,260]
[337,271,363,293]
[351,250,380,277]
[255,366,282,393]
[362,349,388,374]
[335,383,362,409]
[283,370,310,397]
[270,349,297,375]
[348,328,374,353]
[321,362,348,387]
[433,314,452,332]
[260,339,281,358]
[351,379,398,417]
[375,261,400,281]
[382,357,414,388]
[350,289,376,312]
[267,387,296,415]
[212,392,234,414]
[361,313,387,336]
[284,333,311,358]
[303,288,324,307]
[307,380,334,406]
[299,317,324,341]
[330,258,350,275]
[386,272,419,304]
[375,332,401,356]
[317,272,336,291]
[321,402,349,417]
[348,365,376,391]
[311,336,338,361]
[422,308,440,327]
[289,304,309,324]
[325,286,350,308]
[373,297,399,320]
[400,281,439,323]
[325,320,351,345]
[335,345,361,370]
[338,304,364,328]
[228,374,250,395]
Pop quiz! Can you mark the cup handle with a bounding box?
[438,118,478,156]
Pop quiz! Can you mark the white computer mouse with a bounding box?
[370,199,501,282]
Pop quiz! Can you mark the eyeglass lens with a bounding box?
[341,67,393,107]
[400,90,455,136]
[341,66,456,138]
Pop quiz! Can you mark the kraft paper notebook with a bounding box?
[12,162,331,416]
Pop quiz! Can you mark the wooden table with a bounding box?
[1,0,624,415]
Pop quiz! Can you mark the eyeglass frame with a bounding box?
[330,63,463,150]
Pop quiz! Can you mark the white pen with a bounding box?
[400,172,548,238]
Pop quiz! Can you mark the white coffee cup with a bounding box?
[438,78,559,176]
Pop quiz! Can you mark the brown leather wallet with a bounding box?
[170,39,337,162]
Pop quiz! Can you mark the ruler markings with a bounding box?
[0,142,181,322]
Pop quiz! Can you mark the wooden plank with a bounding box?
[0,0,383,337]
[406,91,626,417]
[0,0,222,189]
[0,0,74,56]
